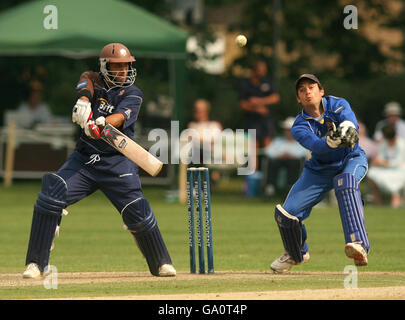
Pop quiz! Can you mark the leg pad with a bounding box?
[26,174,67,271]
[334,173,370,252]
[274,204,303,263]
[122,198,172,276]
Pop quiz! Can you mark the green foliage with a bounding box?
[1,0,404,133]
[231,0,404,79]
[0,56,98,123]
[184,68,241,129]
[313,73,405,133]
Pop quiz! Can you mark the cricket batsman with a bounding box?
[22,43,176,278]
[270,74,369,273]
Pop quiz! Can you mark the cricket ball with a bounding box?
[235,34,247,47]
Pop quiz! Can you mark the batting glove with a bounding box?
[72,99,92,128]
[84,116,105,139]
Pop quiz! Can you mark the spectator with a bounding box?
[263,116,307,197]
[367,123,405,208]
[188,98,223,142]
[16,80,53,129]
[238,60,280,170]
[373,101,405,142]
[358,120,379,160]
[187,98,223,183]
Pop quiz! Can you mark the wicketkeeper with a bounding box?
[270,74,369,273]
[22,43,176,278]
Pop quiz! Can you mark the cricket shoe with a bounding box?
[345,242,368,266]
[158,264,177,277]
[22,263,42,279]
[22,263,52,279]
[270,251,310,274]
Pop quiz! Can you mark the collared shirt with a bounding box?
[291,95,364,172]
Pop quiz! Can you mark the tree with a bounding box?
[231,0,404,79]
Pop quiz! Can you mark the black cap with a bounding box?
[295,73,322,92]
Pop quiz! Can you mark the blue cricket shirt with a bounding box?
[291,95,362,172]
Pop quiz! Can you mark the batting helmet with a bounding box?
[99,43,136,88]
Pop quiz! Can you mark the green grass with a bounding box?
[1,180,405,299]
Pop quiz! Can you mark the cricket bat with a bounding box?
[101,124,163,177]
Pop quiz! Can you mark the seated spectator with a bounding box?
[367,123,405,208]
[373,101,405,142]
[263,116,307,197]
[188,98,223,143]
[187,98,223,183]
[358,120,379,160]
[16,80,53,129]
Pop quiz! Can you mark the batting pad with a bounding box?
[122,198,172,276]
[26,173,67,271]
[274,204,303,263]
[334,173,370,252]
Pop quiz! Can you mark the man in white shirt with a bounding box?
[373,101,405,142]
[368,123,405,208]
[16,81,53,129]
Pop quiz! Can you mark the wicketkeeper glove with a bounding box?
[72,99,92,128]
[84,116,106,140]
[326,121,358,150]
[336,120,358,150]
[326,122,342,148]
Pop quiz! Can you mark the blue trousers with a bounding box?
[57,151,142,213]
[282,151,368,254]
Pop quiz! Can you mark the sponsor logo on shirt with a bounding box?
[97,98,115,115]
[85,154,101,165]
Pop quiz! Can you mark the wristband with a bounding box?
[76,89,92,101]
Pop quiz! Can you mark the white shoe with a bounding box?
[158,264,176,277]
[345,242,368,266]
[270,251,310,274]
[22,263,42,279]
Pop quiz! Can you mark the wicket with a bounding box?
[186,167,214,274]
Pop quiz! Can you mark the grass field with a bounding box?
[1,179,405,300]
